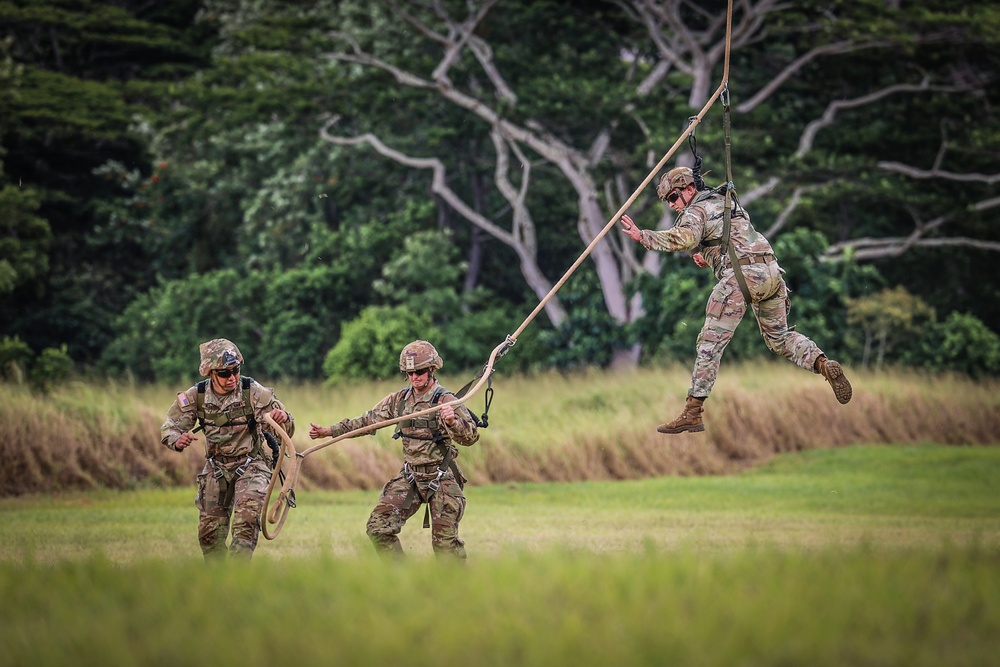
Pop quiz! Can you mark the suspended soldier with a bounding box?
[309,340,479,559]
[619,166,852,434]
[161,338,294,560]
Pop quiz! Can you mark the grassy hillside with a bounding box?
[2,363,998,496]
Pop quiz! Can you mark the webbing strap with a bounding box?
[394,386,449,438]
[401,447,461,529]
[455,364,494,428]
[720,86,755,310]
[195,377,264,459]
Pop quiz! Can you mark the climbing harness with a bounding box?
[718,86,756,309]
[261,0,739,540]
[686,85,756,309]
[401,450,465,530]
[391,385,471,529]
[195,376,268,506]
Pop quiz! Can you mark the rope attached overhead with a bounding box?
[261,0,738,540]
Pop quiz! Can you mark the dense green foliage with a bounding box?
[0,0,214,363]
[0,335,74,389]
[2,0,998,381]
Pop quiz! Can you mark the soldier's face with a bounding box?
[211,365,240,394]
[405,368,432,392]
[666,186,690,212]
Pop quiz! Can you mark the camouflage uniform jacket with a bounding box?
[160,379,294,459]
[329,381,479,467]
[638,190,777,280]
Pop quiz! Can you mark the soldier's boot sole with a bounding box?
[656,421,705,434]
[822,360,852,404]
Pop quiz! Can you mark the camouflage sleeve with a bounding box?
[440,395,480,447]
[160,387,198,451]
[329,391,401,439]
[250,381,295,439]
[639,225,701,253]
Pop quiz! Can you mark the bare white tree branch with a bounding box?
[877,161,1000,185]
[795,78,966,159]
[972,196,1000,212]
[621,0,783,107]
[323,8,638,332]
[393,0,517,104]
[763,183,822,238]
[320,116,567,326]
[737,176,780,206]
[823,236,1000,262]
[736,39,890,113]
[822,197,1000,262]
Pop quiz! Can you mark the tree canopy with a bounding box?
[2,0,998,382]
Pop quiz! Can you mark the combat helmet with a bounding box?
[399,340,443,373]
[656,166,695,200]
[199,338,243,376]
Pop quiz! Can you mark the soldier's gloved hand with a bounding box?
[175,432,196,451]
[269,409,288,424]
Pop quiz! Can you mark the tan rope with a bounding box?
[260,413,299,539]
[511,1,734,338]
[261,0,736,540]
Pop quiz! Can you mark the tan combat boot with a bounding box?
[815,355,852,404]
[657,395,705,434]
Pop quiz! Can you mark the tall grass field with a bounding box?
[1,365,998,665]
[2,363,999,495]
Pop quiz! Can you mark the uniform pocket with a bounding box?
[706,294,726,320]
[195,472,208,511]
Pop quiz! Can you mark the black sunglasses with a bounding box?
[405,368,429,377]
[214,366,241,378]
[666,190,683,204]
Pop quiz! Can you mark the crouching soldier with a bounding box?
[161,338,294,561]
[309,340,479,560]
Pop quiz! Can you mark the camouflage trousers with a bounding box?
[691,261,823,398]
[194,457,270,561]
[366,468,467,559]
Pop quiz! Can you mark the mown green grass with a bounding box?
[4,444,999,562]
[1,444,999,666]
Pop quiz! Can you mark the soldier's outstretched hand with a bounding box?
[619,214,642,242]
[309,422,331,439]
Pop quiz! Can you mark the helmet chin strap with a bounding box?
[680,188,694,207]
[210,374,237,394]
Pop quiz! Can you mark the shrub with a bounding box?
[30,345,74,393]
[846,287,936,370]
[323,306,439,381]
[915,312,1000,378]
[538,272,628,369]
[0,335,32,382]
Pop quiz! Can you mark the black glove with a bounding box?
[263,431,280,469]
